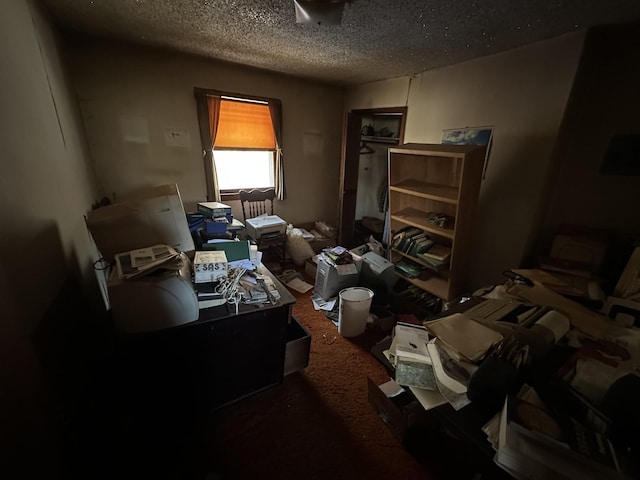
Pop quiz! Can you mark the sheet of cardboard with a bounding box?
[86,184,194,261]
[512,269,608,338]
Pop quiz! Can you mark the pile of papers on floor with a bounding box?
[483,385,629,480]
[383,322,482,411]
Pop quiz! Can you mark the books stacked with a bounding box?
[391,226,451,271]
[391,227,435,256]
[490,394,627,480]
[425,312,503,363]
[416,243,451,270]
[394,258,424,278]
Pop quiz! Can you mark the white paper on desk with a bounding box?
[229,259,255,271]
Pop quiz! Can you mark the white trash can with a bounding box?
[338,287,374,337]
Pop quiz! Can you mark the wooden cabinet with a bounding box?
[388,143,485,301]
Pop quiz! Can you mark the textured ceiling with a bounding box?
[40,0,640,86]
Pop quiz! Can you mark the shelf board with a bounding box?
[362,135,399,144]
[390,207,455,240]
[392,248,450,273]
[394,270,450,301]
[390,180,458,204]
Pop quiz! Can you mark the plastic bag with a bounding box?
[286,225,316,266]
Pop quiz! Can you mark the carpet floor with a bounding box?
[196,270,483,480]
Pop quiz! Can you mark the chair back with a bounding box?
[239,189,276,220]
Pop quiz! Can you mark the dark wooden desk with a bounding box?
[109,264,296,414]
[190,264,296,409]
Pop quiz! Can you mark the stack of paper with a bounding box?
[387,324,436,390]
[114,244,183,280]
[425,312,503,363]
[383,324,447,410]
[487,393,627,480]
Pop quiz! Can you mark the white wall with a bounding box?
[346,32,585,290]
[63,36,345,227]
[0,0,99,331]
[0,0,99,475]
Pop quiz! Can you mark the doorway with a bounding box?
[338,107,407,248]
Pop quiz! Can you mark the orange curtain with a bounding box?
[214,100,276,149]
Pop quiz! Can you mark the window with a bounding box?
[213,150,274,190]
[213,96,276,192]
[194,88,286,201]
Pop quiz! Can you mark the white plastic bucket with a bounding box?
[338,287,374,337]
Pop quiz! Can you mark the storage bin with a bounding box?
[205,219,228,234]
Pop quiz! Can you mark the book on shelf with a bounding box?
[396,228,424,252]
[395,258,424,278]
[494,394,626,480]
[415,253,449,271]
[392,226,423,247]
[420,243,451,262]
[407,235,434,256]
[403,232,426,253]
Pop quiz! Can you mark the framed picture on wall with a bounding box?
[442,126,494,178]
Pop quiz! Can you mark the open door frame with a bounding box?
[338,107,407,248]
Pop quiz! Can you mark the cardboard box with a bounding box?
[297,222,337,253]
[549,226,608,272]
[86,184,194,261]
[304,256,318,280]
[314,252,362,300]
[193,250,228,283]
[245,215,287,239]
[197,201,232,218]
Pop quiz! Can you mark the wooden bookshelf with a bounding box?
[388,143,485,301]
